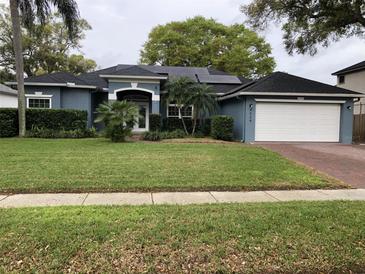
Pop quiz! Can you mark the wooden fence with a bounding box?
[353,103,365,143]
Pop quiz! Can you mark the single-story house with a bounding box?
[0,83,17,108]
[5,64,364,144]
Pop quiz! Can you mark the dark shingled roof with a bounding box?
[22,65,244,93]
[103,65,163,77]
[224,72,361,97]
[79,64,243,89]
[78,66,118,88]
[25,72,90,86]
[0,83,17,95]
[332,61,365,75]
[208,84,243,94]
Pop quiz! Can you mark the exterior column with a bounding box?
[152,92,160,114]
[244,96,256,143]
[340,99,354,144]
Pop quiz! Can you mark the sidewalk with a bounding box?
[1,189,365,208]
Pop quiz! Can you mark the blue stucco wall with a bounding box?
[61,88,93,127]
[219,97,245,141]
[25,86,93,127]
[244,96,256,143]
[340,99,354,144]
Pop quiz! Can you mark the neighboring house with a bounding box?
[5,64,363,144]
[0,83,17,108]
[332,61,365,114]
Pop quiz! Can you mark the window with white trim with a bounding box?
[27,98,51,109]
[167,104,193,118]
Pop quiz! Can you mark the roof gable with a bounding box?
[222,71,362,98]
[332,61,365,75]
[0,83,17,95]
[103,65,163,78]
[25,72,90,86]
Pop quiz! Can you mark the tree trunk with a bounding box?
[178,107,189,135]
[9,0,26,137]
[192,108,198,135]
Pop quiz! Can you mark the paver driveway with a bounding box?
[259,143,365,188]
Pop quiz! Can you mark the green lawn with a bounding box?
[0,201,364,273]
[0,138,342,193]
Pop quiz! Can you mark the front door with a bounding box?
[133,102,149,132]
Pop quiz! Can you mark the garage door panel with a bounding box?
[255,102,340,142]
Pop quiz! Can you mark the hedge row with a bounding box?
[162,117,211,135]
[0,108,88,137]
[149,114,162,131]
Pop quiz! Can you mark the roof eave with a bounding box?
[0,90,17,96]
[5,82,96,89]
[332,67,365,76]
[218,92,365,101]
[99,74,168,80]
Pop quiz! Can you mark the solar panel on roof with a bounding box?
[197,75,241,84]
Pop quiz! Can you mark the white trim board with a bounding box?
[26,97,52,109]
[108,79,161,84]
[100,75,167,80]
[219,92,365,101]
[255,99,346,104]
[25,94,53,98]
[109,87,160,101]
[5,82,96,89]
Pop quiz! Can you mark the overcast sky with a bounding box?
[2,0,365,84]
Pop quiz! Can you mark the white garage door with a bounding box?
[255,102,341,142]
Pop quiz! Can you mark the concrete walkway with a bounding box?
[0,189,365,208]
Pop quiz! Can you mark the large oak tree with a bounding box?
[140,16,276,79]
[0,5,96,81]
[242,0,365,55]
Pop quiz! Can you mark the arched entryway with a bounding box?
[115,89,152,132]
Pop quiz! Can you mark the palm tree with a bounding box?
[165,77,195,135]
[9,0,79,137]
[95,100,139,142]
[187,84,217,135]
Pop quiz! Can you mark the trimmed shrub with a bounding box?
[26,109,87,130]
[142,129,187,141]
[0,108,18,137]
[193,131,205,138]
[0,108,88,137]
[162,117,192,132]
[142,131,161,141]
[201,118,211,136]
[26,126,97,139]
[160,129,187,139]
[162,117,210,134]
[149,114,162,131]
[211,115,234,141]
